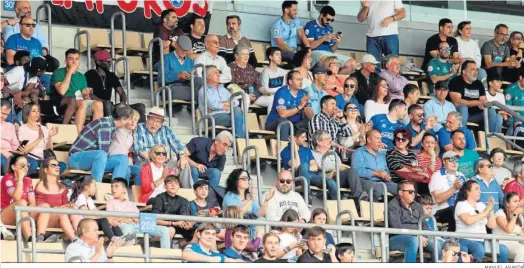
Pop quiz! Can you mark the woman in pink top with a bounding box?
[0,99,19,175]
[17,103,65,175]
[321,56,345,96]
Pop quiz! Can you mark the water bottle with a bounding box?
[248,85,255,95]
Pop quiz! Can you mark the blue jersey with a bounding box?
[271,17,302,50]
[370,114,405,148]
[5,34,42,60]
[436,126,475,152]
[266,86,308,127]
[281,144,314,170]
[183,243,224,263]
[406,123,436,150]
[304,19,334,51]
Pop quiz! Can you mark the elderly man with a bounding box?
[65,218,122,262]
[218,15,257,67]
[451,130,479,179]
[181,131,234,188]
[350,54,380,105]
[228,44,267,104]
[270,1,310,62]
[152,9,183,64]
[309,95,351,151]
[5,15,42,65]
[2,0,48,50]
[352,129,398,200]
[264,170,311,222]
[481,24,519,78]
[388,180,443,263]
[195,34,232,84]
[427,42,460,93]
[423,81,456,131]
[474,158,504,211]
[379,55,408,100]
[370,99,406,148]
[436,111,475,152]
[133,107,187,167]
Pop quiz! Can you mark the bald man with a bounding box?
[2,0,49,49]
[194,34,232,83]
[263,170,311,222]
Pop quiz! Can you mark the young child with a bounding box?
[188,180,223,237]
[70,176,124,241]
[223,206,262,253]
[335,243,355,263]
[420,194,438,231]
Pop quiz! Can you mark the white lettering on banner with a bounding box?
[463,88,480,99]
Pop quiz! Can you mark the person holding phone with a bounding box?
[0,99,20,175]
[271,209,307,262]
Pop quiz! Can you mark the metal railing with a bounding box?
[110,11,126,60]
[321,151,342,215]
[14,206,524,263]
[242,146,263,206]
[113,56,131,105]
[335,210,357,249]
[293,176,308,203]
[36,3,52,55]
[73,30,92,70]
[418,215,438,263]
[148,37,165,103]
[197,115,216,139]
[230,91,250,165]
[191,64,206,135]
[276,120,295,173]
[369,182,389,259]
[154,85,173,127]
[483,101,524,154]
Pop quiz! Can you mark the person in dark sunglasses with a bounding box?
[263,170,310,223]
[335,76,362,114]
[4,15,42,66]
[442,238,471,263]
[138,144,176,205]
[473,158,504,212]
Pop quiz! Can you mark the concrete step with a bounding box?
[171,126,194,136]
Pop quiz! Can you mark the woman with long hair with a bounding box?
[340,102,371,148]
[320,56,345,96]
[271,209,307,261]
[223,168,267,218]
[293,48,314,90]
[503,31,524,83]
[138,144,175,204]
[336,76,363,115]
[417,133,442,176]
[454,180,509,262]
[364,78,390,122]
[494,192,524,262]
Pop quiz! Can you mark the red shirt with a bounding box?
[504,179,524,199]
[0,174,34,209]
[35,189,69,207]
[417,153,443,177]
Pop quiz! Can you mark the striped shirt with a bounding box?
[218,34,257,67]
[69,117,115,156]
[416,153,442,176]
[386,148,418,183]
[133,123,184,161]
[309,112,352,145]
[474,176,505,211]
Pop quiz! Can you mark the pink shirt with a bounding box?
[18,124,49,159]
[0,121,19,151]
[106,199,140,213]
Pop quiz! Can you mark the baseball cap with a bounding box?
[29,56,47,72]
[312,65,328,75]
[360,54,379,64]
[177,35,193,51]
[442,151,459,160]
[94,50,112,62]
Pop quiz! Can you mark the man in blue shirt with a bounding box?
[163,35,200,102]
[451,130,479,179]
[5,15,42,65]
[2,0,48,49]
[222,225,252,262]
[437,111,475,152]
[265,70,312,141]
[474,158,504,211]
[182,223,239,263]
[370,99,407,148]
[270,1,310,62]
[423,81,456,132]
[406,104,437,150]
[307,65,328,115]
[304,5,355,75]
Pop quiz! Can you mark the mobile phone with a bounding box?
[20,140,29,147]
[336,31,342,36]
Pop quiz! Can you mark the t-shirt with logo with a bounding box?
[447,75,485,116]
[260,67,287,94]
[304,19,334,51]
[5,33,42,60]
[457,149,479,179]
[188,34,206,55]
[266,86,308,127]
[427,58,456,91]
[428,168,467,214]
[370,114,405,149]
[481,39,511,69]
[0,174,34,209]
[505,82,524,123]
[271,17,303,50]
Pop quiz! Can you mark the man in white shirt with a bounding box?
[263,170,311,222]
[194,34,232,84]
[357,0,406,71]
[65,218,122,262]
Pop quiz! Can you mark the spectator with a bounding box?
[481,24,518,78]
[280,127,317,185]
[218,15,257,67]
[222,205,263,251]
[229,44,266,103]
[335,76,362,114]
[0,155,34,241]
[417,133,442,176]
[138,144,175,204]
[5,16,42,65]
[473,158,504,211]
[68,104,133,182]
[422,18,461,71]
[265,70,311,141]
[305,6,355,75]
[427,41,460,93]
[503,31,524,83]
[133,107,187,167]
[264,170,311,222]
[187,180,221,233]
[182,132,232,188]
[34,158,80,242]
[51,48,103,133]
[182,223,239,263]
[270,1,310,62]
[21,56,47,104]
[485,74,505,133]
[271,209,306,261]
[504,162,524,200]
[380,55,408,101]
[107,108,140,184]
[505,69,524,132]
[198,65,245,138]
[406,104,437,150]
[335,243,355,263]
[436,112,475,152]
[0,99,19,175]
[293,48,314,91]
[258,47,287,111]
[186,15,206,58]
[222,225,252,262]
[370,99,406,148]
[309,95,351,150]
[352,129,398,200]
[441,238,472,263]
[194,35,232,84]
[351,54,380,105]
[64,218,122,262]
[454,180,509,262]
[420,194,437,231]
[423,81,456,132]
[401,84,420,124]
[320,56,345,96]
[489,148,512,185]
[364,77,391,122]
[152,9,182,64]
[2,56,46,110]
[388,180,442,263]
[357,0,405,71]
[305,208,335,246]
[494,192,524,262]
[307,66,329,114]
[255,232,287,262]
[341,102,370,148]
[455,21,487,84]
[223,168,266,218]
[2,0,48,49]
[297,226,337,263]
[451,130,479,179]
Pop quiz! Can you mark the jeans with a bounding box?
[458,239,509,263]
[127,165,141,186]
[298,163,363,200]
[212,107,245,138]
[68,150,128,182]
[366,35,399,72]
[119,223,172,249]
[457,105,500,133]
[1,154,8,175]
[26,156,66,176]
[190,166,221,187]
[280,50,296,63]
[488,109,503,133]
[389,235,443,263]
[266,117,309,141]
[360,179,398,200]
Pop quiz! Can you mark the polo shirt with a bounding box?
[457,149,479,179]
[436,126,475,152]
[5,33,42,60]
[427,58,456,91]
[151,192,190,216]
[266,86,308,127]
[307,84,327,114]
[222,248,252,262]
[351,146,389,182]
[423,98,456,131]
[85,69,122,101]
[505,82,524,123]
[280,144,314,170]
[474,176,504,211]
[297,249,331,263]
[406,123,436,150]
[64,238,107,262]
[186,137,226,171]
[270,17,303,50]
[504,179,524,199]
[370,114,405,148]
[183,243,224,263]
[304,19,334,51]
[51,68,88,98]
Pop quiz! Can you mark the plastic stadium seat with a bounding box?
[149,248,182,262]
[115,31,148,54]
[26,242,65,262]
[247,113,275,136]
[326,198,363,223]
[251,42,269,65]
[237,138,274,162]
[113,245,145,263]
[46,123,78,146]
[175,188,196,201]
[78,28,115,53]
[359,200,385,224]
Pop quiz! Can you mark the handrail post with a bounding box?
[144,233,150,262]
[242,146,262,206]
[380,232,388,263]
[198,115,216,139]
[321,151,341,214]
[369,182,388,259]
[148,37,165,103]
[112,56,131,104]
[16,216,36,262]
[36,4,52,55]
[155,86,173,127]
[74,30,92,70]
[293,176,308,204]
[491,238,498,263]
[110,11,126,60]
[483,106,490,153]
[336,210,357,249]
[231,91,249,165]
[418,215,438,263]
[276,120,295,175]
[191,64,206,134]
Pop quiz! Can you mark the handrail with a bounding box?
[154,86,173,126]
[293,176,308,204]
[276,120,295,174]
[321,151,341,214]
[113,56,131,105]
[148,37,165,103]
[335,210,357,249]
[418,215,438,263]
[73,30,92,70]
[36,3,52,55]
[110,11,126,60]
[230,91,250,165]
[483,101,524,154]
[197,115,216,139]
[191,64,206,134]
[369,182,389,259]
[16,216,36,262]
[242,146,263,206]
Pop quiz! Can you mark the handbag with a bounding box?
[393,165,430,183]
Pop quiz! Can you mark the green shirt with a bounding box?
[427,58,455,92]
[458,149,479,179]
[505,82,524,123]
[51,67,87,97]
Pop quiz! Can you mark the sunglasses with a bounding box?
[21,23,36,28]
[325,18,334,22]
[239,176,250,181]
[395,137,408,142]
[346,107,358,112]
[400,189,416,195]
[49,163,59,168]
[154,151,168,156]
[440,47,451,51]
[344,84,356,89]
[279,179,293,184]
[480,164,493,169]
[451,251,461,257]
[446,157,458,163]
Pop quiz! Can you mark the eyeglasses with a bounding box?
[344,84,356,89]
[414,113,424,118]
[329,61,339,65]
[346,107,358,112]
[239,176,250,181]
[21,23,36,28]
[480,164,493,169]
[154,151,168,156]
[279,179,293,184]
[395,137,408,142]
[400,189,416,195]
[497,32,509,37]
[49,163,59,168]
[440,47,451,51]
[445,157,458,163]
[220,142,232,149]
[512,37,522,41]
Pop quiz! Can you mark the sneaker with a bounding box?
[35,234,45,243]
[0,227,15,240]
[43,233,59,243]
[308,194,313,208]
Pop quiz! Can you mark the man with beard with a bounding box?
[255,233,286,263]
[270,1,310,62]
[427,42,460,93]
[84,50,146,122]
[263,170,311,222]
[152,9,183,64]
[405,104,437,150]
[451,129,479,179]
[218,15,257,67]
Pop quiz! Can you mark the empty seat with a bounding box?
[116,31,147,53]
[247,113,275,136]
[251,42,269,65]
[359,200,385,224]
[237,138,274,162]
[326,198,364,223]
[176,188,196,201]
[113,245,145,263]
[78,28,112,53]
[46,123,78,146]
